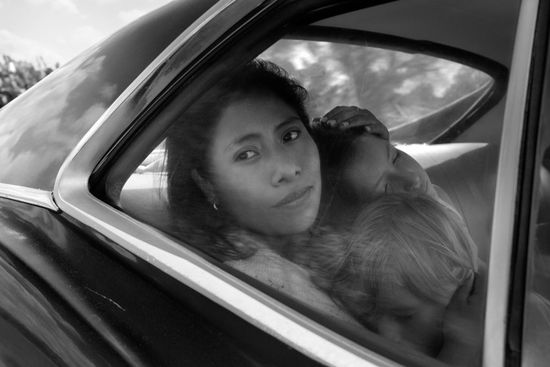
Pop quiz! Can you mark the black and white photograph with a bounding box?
[0,0,549,366]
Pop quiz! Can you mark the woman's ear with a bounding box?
[191,169,216,203]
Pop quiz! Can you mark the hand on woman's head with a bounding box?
[312,106,389,140]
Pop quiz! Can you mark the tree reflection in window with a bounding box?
[261,40,491,139]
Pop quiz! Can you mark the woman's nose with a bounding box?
[387,170,423,193]
[271,157,301,186]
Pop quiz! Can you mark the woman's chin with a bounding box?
[257,213,318,237]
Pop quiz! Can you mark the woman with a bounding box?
[165,59,479,362]
[166,59,429,258]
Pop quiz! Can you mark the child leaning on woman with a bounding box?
[292,193,480,362]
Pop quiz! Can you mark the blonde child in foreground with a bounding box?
[303,193,483,365]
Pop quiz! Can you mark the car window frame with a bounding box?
[482,0,542,365]
[508,0,550,365]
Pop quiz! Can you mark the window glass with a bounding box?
[113,4,512,367]
[261,40,492,143]
[119,140,168,228]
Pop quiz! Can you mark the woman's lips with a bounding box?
[274,186,313,208]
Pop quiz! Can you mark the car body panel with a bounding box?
[0,197,268,366]
[0,0,216,190]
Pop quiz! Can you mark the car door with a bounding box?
[52,0,542,366]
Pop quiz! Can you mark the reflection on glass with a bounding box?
[261,40,491,135]
[119,59,489,365]
[0,253,101,365]
[0,53,116,189]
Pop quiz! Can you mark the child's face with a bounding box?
[369,284,454,356]
[341,135,437,202]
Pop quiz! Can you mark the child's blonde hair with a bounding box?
[305,193,478,327]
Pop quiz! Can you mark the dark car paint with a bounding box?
[0,197,324,366]
[0,0,217,191]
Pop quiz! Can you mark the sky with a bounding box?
[0,0,174,66]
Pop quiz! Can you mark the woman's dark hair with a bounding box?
[166,59,310,261]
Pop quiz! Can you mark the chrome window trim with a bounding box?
[484,0,540,366]
[0,183,58,211]
[53,197,395,367]
[54,1,395,366]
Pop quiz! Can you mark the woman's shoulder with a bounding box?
[226,245,362,327]
[226,245,315,293]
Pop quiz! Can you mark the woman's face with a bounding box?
[341,135,437,202]
[208,95,321,236]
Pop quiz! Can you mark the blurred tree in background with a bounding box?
[0,55,58,108]
[261,40,491,128]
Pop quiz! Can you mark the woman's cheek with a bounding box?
[218,169,266,207]
[298,135,321,173]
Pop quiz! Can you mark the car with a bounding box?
[0,0,548,366]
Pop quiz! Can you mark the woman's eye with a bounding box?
[235,150,258,161]
[282,129,301,143]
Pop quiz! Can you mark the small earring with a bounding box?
[212,202,219,211]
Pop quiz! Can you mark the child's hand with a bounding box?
[311,106,389,140]
[438,263,487,366]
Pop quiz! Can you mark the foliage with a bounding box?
[0,55,58,108]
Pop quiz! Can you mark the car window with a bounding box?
[106,2,520,366]
[118,64,495,367]
[260,39,493,144]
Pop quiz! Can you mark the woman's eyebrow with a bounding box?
[224,133,261,152]
[274,117,301,131]
[224,117,301,152]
